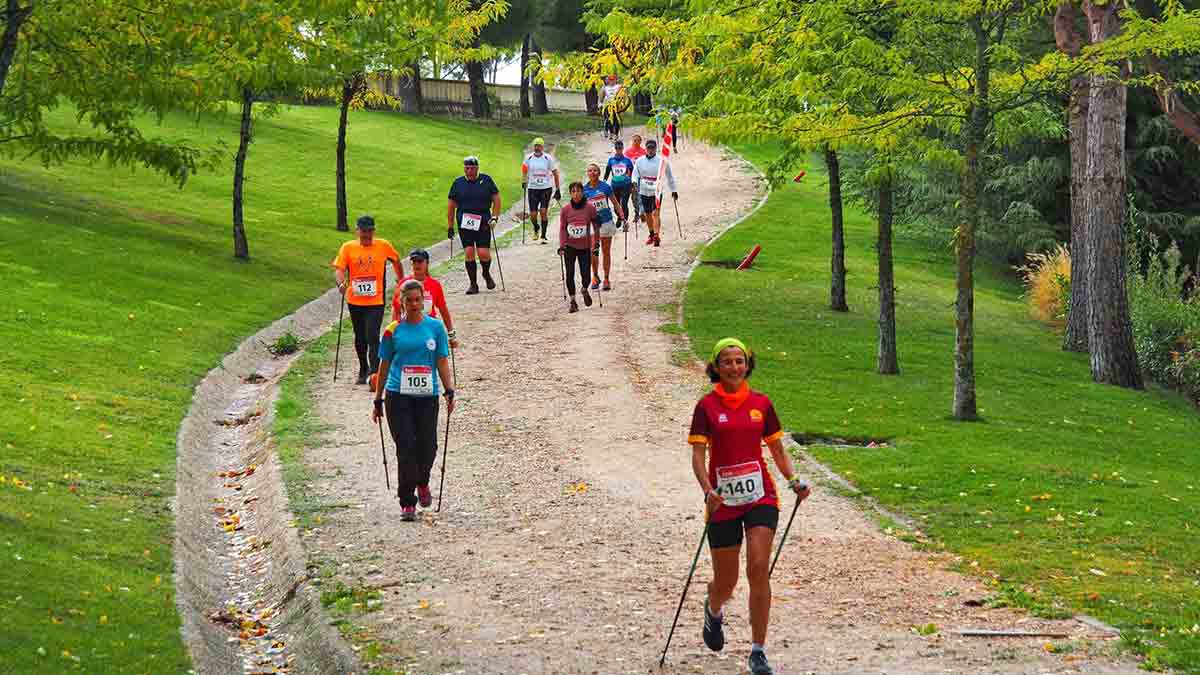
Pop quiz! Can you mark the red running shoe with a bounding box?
[417,485,432,508]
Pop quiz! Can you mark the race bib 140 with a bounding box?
[715,461,765,507]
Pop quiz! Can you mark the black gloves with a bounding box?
[553,188,561,201]
[447,227,455,239]
[672,191,678,200]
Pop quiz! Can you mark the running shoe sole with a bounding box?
[465,286,480,295]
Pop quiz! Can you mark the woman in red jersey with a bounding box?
[688,337,810,675]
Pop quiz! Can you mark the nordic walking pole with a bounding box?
[436,406,451,512]
[559,251,568,303]
[332,275,346,381]
[376,415,390,491]
[449,228,455,259]
[490,223,506,291]
[660,518,709,667]
[673,195,684,239]
[521,184,527,245]
[769,494,804,577]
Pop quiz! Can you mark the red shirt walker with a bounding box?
[688,382,785,523]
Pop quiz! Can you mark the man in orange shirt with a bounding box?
[332,215,404,384]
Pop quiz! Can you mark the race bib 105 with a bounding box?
[399,365,433,395]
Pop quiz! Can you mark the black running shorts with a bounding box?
[458,222,492,250]
[528,187,553,212]
[707,504,779,550]
[639,194,658,215]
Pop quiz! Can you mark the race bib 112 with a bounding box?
[351,277,378,298]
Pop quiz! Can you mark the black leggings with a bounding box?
[384,392,440,507]
[348,304,385,374]
[604,111,621,138]
[563,247,592,297]
[613,184,632,222]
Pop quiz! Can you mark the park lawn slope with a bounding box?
[684,143,1200,672]
[0,106,565,673]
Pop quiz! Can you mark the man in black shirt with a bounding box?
[447,156,502,294]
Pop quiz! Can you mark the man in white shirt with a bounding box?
[631,139,677,247]
[521,137,560,243]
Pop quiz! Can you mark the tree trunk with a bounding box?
[825,147,848,312]
[0,0,32,97]
[585,85,599,115]
[466,58,490,119]
[1063,73,1091,352]
[335,74,357,232]
[530,37,549,115]
[1083,1,1142,388]
[877,174,899,375]
[634,92,652,116]
[409,60,424,114]
[520,34,531,118]
[952,17,988,421]
[232,86,253,260]
[1055,1,1090,353]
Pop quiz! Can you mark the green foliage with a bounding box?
[1128,235,1200,402]
[268,331,303,356]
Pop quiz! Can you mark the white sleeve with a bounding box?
[666,162,677,192]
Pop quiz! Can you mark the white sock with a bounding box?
[751,643,765,653]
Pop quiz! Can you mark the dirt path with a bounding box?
[298,130,1136,674]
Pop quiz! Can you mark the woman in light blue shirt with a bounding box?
[372,280,456,520]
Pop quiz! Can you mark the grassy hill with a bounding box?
[685,143,1200,672]
[0,105,583,673]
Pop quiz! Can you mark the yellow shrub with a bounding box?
[1017,245,1072,325]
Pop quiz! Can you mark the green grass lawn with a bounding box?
[685,144,1200,672]
[0,105,585,673]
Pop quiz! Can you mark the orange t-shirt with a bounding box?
[331,239,400,306]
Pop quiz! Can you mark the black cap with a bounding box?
[409,248,430,261]
[614,139,624,147]
[356,215,376,230]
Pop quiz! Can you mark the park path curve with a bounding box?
[300,129,1137,674]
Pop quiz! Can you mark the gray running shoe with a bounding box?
[748,649,773,675]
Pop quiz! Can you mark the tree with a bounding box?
[825,147,849,312]
[1081,0,1143,387]
[174,0,325,259]
[1055,1,1091,353]
[583,0,1076,416]
[305,1,501,230]
[2,0,219,185]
